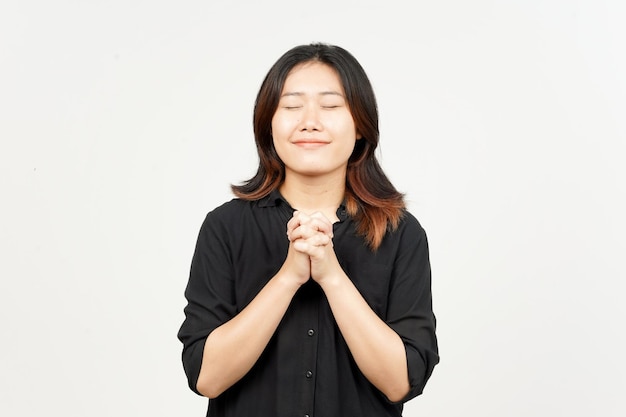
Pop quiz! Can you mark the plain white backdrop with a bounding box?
[1,1,625,416]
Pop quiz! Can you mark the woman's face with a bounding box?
[271,61,361,181]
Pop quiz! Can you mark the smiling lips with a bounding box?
[293,139,329,148]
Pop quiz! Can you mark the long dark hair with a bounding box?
[232,43,405,250]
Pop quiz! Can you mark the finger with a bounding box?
[286,211,308,238]
[288,223,322,242]
[306,213,333,236]
[286,217,299,239]
[311,233,332,247]
[293,210,311,223]
[309,211,331,223]
[292,232,332,254]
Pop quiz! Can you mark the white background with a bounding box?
[1,1,625,416]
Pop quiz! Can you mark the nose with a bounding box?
[299,105,321,131]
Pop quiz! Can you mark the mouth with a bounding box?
[292,139,329,148]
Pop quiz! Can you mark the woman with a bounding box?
[178,42,439,417]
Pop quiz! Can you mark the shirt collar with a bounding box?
[258,188,349,221]
[258,189,290,208]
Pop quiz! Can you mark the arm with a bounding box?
[197,234,313,398]
[318,271,410,402]
[197,264,302,398]
[288,212,410,402]
[178,211,313,399]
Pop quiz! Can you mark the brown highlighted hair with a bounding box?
[231,43,405,250]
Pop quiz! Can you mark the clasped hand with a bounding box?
[283,210,341,286]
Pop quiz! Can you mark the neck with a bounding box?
[279,173,345,221]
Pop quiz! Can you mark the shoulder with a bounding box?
[194,199,258,249]
[397,210,428,239]
[374,210,429,255]
[200,196,278,231]
[381,210,430,255]
[206,198,250,220]
[203,197,266,227]
[203,190,285,224]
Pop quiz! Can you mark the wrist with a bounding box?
[316,270,346,292]
[273,269,307,293]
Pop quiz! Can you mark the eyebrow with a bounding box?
[280,91,344,98]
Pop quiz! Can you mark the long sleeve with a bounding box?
[177,211,238,394]
[385,214,439,401]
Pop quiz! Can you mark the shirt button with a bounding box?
[307,329,315,337]
[305,370,313,378]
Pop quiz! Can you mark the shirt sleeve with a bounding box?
[177,210,238,395]
[385,213,439,402]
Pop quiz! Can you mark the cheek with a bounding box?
[270,119,286,159]
[325,112,357,135]
[335,122,359,142]
[270,115,292,140]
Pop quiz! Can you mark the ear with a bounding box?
[356,132,363,140]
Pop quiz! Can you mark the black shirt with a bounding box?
[178,191,439,417]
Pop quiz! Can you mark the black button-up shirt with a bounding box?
[178,191,439,416]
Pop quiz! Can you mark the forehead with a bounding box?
[281,62,344,93]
